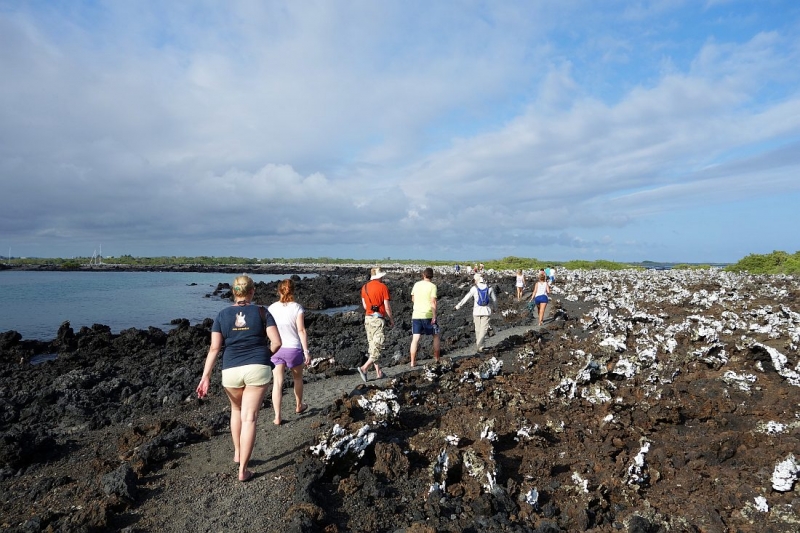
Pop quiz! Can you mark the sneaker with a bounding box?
[357,367,368,383]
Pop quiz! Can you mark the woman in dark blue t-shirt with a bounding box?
[196,275,281,482]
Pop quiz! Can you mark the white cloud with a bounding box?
[1,1,798,261]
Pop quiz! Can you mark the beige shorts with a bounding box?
[221,364,273,388]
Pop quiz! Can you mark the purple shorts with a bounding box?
[271,347,305,368]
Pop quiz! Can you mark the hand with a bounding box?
[196,376,210,399]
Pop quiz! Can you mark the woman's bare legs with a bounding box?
[271,364,286,425]
[226,387,243,463]
[538,303,547,326]
[225,384,267,480]
[291,365,307,412]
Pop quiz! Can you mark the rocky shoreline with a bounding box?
[1,267,799,532]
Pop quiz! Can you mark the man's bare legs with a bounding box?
[225,384,268,481]
[409,333,421,366]
[410,333,440,365]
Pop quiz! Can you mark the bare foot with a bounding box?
[296,403,308,414]
[273,419,283,426]
[239,470,254,482]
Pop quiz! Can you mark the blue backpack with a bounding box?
[476,286,490,306]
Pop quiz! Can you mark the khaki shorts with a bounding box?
[221,364,273,388]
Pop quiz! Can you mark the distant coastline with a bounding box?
[1,249,798,274]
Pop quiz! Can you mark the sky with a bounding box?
[1,0,799,263]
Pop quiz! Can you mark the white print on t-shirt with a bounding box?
[235,312,246,328]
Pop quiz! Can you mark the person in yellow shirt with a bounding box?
[409,267,440,366]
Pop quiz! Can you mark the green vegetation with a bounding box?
[724,250,800,274]
[483,256,543,271]
[482,257,637,271]
[4,253,795,274]
[671,263,712,270]
[1,254,636,271]
[561,259,637,271]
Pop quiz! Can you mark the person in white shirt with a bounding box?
[268,279,310,425]
[455,274,497,353]
[528,271,551,326]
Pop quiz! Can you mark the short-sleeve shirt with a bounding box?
[212,304,276,370]
[411,279,437,319]
[267,301,304,349]
[361,280,390,316]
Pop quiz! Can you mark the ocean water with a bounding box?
[0,271,305,341]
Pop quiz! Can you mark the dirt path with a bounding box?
[124,315,553,532]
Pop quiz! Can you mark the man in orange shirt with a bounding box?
[358,266,394,382]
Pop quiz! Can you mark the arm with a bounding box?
[384,299,395,327]
[196,331,223,399]
[455,289,472,310]
[296,311,310,365]
[266,325,282,355]
[431,296,438,323]
[361,296,368,311]
[491,288,497,308]
[529,282,537,302]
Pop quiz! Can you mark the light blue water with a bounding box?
[0,271,301,340]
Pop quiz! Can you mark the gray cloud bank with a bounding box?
[1,2,799,262]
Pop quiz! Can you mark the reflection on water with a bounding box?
[313,304,360,315]
[30,353,58,365]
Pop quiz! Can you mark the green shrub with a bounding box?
[725,251,800,274]
[562,259,637,271]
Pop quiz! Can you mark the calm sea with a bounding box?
[0,271,306,341]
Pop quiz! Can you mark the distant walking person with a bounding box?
[410,267,440,366]
[529,271,551,326]
[358,266,395,382]
[196,275,282,482]
[515,269,525,301]
[455,273,497,353]
[268,279,310,425]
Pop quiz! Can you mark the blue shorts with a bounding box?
[412,318,438,335]
[271,347,305,368]
[534,295,549,305]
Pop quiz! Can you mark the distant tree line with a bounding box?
[2,251,797,274]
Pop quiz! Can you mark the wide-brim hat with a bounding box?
[371,267,387,280]
[474,274,485,284]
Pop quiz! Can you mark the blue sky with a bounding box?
[1,0,799,263]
